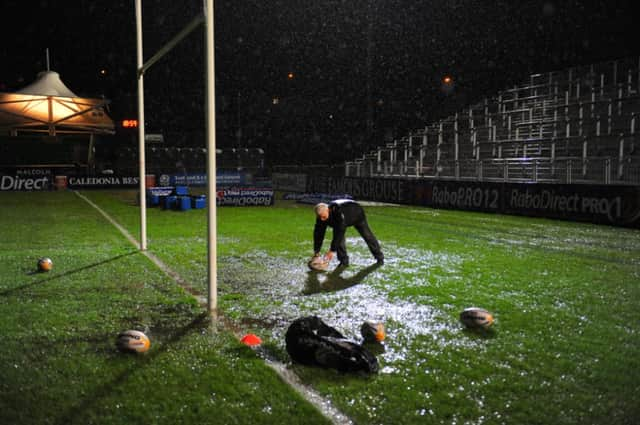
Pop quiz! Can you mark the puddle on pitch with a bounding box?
[213,238,488,377]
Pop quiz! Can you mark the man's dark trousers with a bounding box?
[336,218,383,265]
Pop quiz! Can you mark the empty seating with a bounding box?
[346,57,640,185]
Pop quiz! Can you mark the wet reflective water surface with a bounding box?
[175,213,640,424]
[217,238,486,375]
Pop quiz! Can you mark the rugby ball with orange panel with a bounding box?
[460,307,494,329]
[37,257,53,272]
[116,330,151,353]
[360,321,385,343]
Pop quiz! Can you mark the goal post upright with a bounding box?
[135,0,147,251]
[205,0,218,314]
[134,0,217,312]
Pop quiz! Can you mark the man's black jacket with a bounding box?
[313,200,365,253]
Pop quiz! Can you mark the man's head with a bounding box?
[314,203,330,221]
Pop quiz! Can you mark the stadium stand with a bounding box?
[345,57,640,185]
[108,145,266,178]
[0,135,92,171]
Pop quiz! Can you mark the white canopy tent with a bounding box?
[0,70,114,136]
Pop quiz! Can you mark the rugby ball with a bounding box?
[307,255,329,272]
[361,321,385,343]
[38,257,53,272]
[116,330,151,353]
[460,307,494,329]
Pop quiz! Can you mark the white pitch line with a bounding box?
[74,191,141,248]
[74,190,205,302]
[74,190,351,425]
[263,358,354,425]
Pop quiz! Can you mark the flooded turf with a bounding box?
[5,192,637,424]
[83,194,638,424]
[215,237,485,379]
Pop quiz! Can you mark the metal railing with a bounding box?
[345,156,640,185]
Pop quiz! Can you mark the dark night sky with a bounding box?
[1,0,639,164]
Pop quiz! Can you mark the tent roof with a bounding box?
[16,71,79,97]
[0,70,114,136]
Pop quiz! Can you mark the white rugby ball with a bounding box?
[460,307,494,329]
[116,330,151,353]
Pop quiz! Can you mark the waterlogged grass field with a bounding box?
[1,190,639,424]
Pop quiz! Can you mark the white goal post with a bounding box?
[134,0,218,313]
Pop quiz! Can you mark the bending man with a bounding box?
[313,199,384,267]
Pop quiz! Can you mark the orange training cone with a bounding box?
[241,333,262,346]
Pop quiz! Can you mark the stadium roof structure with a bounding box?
[0,70,115,136]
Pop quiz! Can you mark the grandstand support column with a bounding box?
[618,137,625,179]
[553,106,558,138]
[419,132,427,174]
[607,101,613,135]
[579,105,584,137]
[617,84,623,115]
[454,113,459,163]
[404,140,410,174]
[470,110,479,160]
[88,134,96,174]
[491,118,497,156]
[437,122,443,170]
[581,136,588,176]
